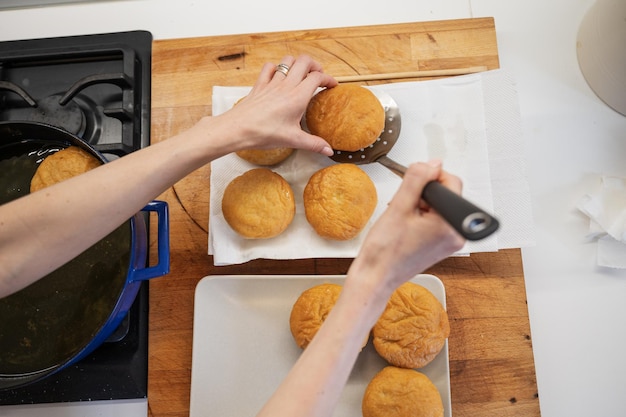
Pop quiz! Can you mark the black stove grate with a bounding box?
[0,31,151,158]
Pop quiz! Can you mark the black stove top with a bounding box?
[0,30,151,158]
[0,30,152,405]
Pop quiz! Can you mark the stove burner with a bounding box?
[25,95,86,136]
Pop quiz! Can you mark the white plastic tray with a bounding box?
[190,274,451,417]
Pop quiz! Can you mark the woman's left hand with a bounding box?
[215,54,338,156]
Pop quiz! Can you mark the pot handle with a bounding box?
[133,200,170,281]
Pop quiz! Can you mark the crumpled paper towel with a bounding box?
[577,175,626,268]
[208,69,535,265]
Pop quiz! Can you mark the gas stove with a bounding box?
[0,31,152,407]
[0,30,151,158]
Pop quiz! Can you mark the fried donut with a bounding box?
[222,168,295,239]
[305,84,385,152]
[372,282,449,369]
[30,146,102,193]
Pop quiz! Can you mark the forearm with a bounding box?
[256,261,392,417]
[0,116,231,297]
[0,53,338,298]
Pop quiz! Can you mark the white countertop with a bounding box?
[2,1,626,416]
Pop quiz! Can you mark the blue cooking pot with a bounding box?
[0,121,170,390]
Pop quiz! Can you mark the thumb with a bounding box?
[297,130,334,156]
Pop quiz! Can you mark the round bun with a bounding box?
[362,366,444,417]
[372,282,449,369]
[30,146,102,193]
[235,148,294,166]
[305,84,385,152]
[289,283,343,349]
[303,163,377,241]
[222,168,295,239]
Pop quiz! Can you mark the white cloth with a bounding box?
[577,175,626,268]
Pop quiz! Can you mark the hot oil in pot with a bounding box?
[0,140,62,204]
[0,141,131,375]
[0,224,130,374]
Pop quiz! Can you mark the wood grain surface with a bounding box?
[147,18,540,417]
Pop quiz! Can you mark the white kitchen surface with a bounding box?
[1,1,625,417]
[0,399,146,416]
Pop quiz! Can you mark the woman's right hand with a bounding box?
[348,160,466,295]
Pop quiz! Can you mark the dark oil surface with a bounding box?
[0,140,130,375]
[0,140,62,205]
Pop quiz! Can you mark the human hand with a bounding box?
[216,54,338,156]
[349,160,466,293]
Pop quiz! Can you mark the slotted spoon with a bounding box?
[312,89,499,241]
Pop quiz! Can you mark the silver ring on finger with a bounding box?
[275,63,290,76]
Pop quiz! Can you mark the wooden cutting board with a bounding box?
[147,18,541,417]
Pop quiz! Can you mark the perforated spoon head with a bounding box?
[328,89,402,165]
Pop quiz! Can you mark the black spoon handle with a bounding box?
[422,181,499,241]
[376,155,499,241]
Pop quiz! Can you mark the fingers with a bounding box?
[255,62,280,87]
[253,56,298,87]
[270,55,337,88]
[271,55,317,81]
[251,55,336,111]
[270,56,297,81]
[389,160,463,215]
[292,55,338,89]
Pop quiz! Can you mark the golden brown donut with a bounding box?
[221,168,295,239]
[30,146,102,193]
[289,283,343,349]
[362,366,444,417]
[305,84,385,152]
[235,148,294,166]
[303,163,377,241]
[372,282,449,369]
